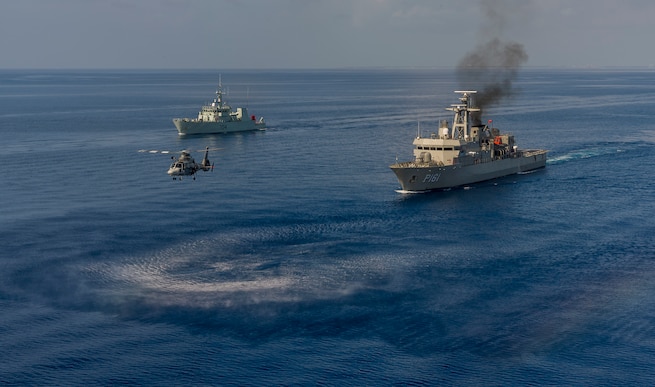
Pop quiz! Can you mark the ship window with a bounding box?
[430,147,436,150]
[444,147,452,151]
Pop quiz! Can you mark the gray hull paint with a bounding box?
[173,119,265,135]
[390,150,547,192]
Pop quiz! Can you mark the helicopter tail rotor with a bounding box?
[200,146,215,171]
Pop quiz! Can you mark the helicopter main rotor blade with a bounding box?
[141,148,222,153]
[138,150,183,154]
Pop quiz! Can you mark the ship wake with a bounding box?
[547,146,626,165]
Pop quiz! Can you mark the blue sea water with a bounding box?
[1,68,654,385]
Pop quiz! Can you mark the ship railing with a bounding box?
[522,149,548,157]
[391,161,446,168]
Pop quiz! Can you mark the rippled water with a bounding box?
[1,69,654,385]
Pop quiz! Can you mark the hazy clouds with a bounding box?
[0,0,652,69]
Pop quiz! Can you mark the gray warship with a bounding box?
[173,78,265,136]
[390,90,547,192]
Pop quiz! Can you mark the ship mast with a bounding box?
[215,74,224,107]
[446,91,480,140]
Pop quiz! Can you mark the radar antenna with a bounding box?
[445,91,480,140]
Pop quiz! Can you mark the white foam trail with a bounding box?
[394,187,453,194]
[395,189,425,194]
[547,147,624,165]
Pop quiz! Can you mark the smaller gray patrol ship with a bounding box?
[173,78,266,135]
[390,90,547,192]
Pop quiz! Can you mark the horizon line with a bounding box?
[1,65,654,72]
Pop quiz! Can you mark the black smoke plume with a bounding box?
[456,1,529,124]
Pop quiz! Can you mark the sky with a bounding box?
[1,0,653,69]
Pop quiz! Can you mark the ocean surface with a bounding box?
[1,68,654,385]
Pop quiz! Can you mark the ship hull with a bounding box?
[390,150,547,192]
[173,119,265,135]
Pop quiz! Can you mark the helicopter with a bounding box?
[139,147,219,180]
[166,146,216,180]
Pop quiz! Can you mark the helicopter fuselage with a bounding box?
[167,149,212,178]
